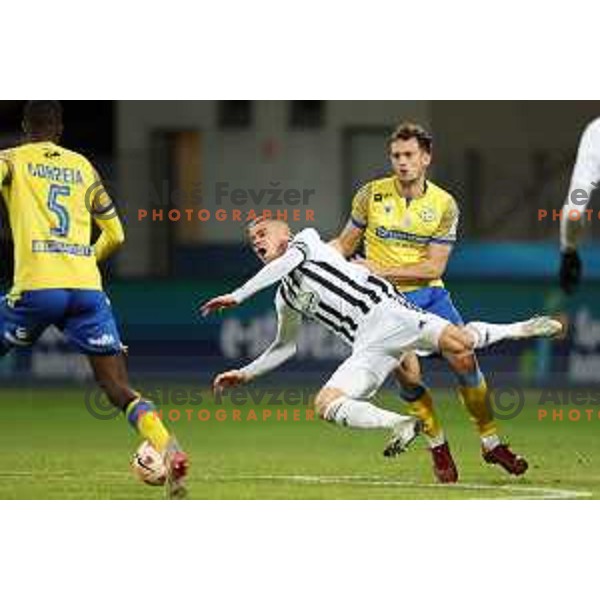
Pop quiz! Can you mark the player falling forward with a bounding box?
[559,117,600,294]
[201,219,562,463]
[0,101,188,498]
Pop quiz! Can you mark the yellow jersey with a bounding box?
[351,176,459,292]
[0,141,118,295]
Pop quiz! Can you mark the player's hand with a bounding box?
[200,294,239,317]
[212,370,249,395]
[559,249,582,294]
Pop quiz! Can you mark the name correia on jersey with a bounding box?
[27,162,84,185]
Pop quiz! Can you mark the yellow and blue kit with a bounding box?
[0,141,124,355]
[351,176,463,324]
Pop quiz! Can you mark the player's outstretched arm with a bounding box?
[202,246,305,317]
[200,294,239,316]
[212,291,302,391]
[213,370,249,395]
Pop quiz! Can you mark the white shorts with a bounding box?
[324,299,448,399]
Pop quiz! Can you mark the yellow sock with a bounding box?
[406,388,443,440]
[126,398,171,453]
[458,379,498,438]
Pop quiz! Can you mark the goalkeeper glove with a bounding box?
[559,249,582,294]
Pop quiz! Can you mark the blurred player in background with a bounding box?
[0,101,188,498]
[202,219,561,461]
[331,123,528,482]
[559,117,600,294]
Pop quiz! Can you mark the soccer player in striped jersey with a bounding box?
[0,101,188,498]
[201,219,561,458]
[559,117,600,294]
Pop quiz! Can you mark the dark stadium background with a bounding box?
[1,100,600,387]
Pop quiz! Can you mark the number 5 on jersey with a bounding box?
[47,184,71,237]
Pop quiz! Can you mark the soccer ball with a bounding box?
[130,441,167,486]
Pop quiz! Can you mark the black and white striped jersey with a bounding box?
[277,228,423,346]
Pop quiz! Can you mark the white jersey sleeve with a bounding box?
[230,246,305,303]
[561,117,600,250]
[239,288,302,379]
[230,229,320,303]
[288,227,321,260]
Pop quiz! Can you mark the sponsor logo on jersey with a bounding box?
[88,334,116,347]
[32,240,93,256]
[374,226,433,245]
[15,326,30,340]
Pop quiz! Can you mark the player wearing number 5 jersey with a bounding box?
[1,133,119,296]
[0,101,188,498]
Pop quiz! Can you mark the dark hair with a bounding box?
[23,100,63,134]
[388,122,433,154]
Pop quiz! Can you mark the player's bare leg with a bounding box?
[393,354,458,483]
[439,325,528,476]
[87,353,189,498]
[315,387,421,457]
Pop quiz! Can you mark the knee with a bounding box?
[439,324,472,356]
[314,388,345,420]
[448,351,477,374]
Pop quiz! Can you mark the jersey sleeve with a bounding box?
[288,227,320,261]
[561,118,600,250]
[0,151,12,185]
[431,196,459,244]
[90,168,125,262]
[230,245,306,304]
[90,168,115,215]
[350,183,371,229]
[567,118,600,201]
[239,288,302,379]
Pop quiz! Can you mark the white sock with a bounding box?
[465,321,523,349]
[324,397,409,430]
[426,432,447,449]
[481,434,501,451]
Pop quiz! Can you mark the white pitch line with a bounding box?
[0,471,592,499]
[202,474,592,500]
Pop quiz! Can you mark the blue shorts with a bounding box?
[0,289,123,356]
[403,287,464,325]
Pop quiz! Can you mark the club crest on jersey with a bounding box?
[295,290,320,314]
[418,207,436,223]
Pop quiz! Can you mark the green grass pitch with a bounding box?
[0,385,598,499]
